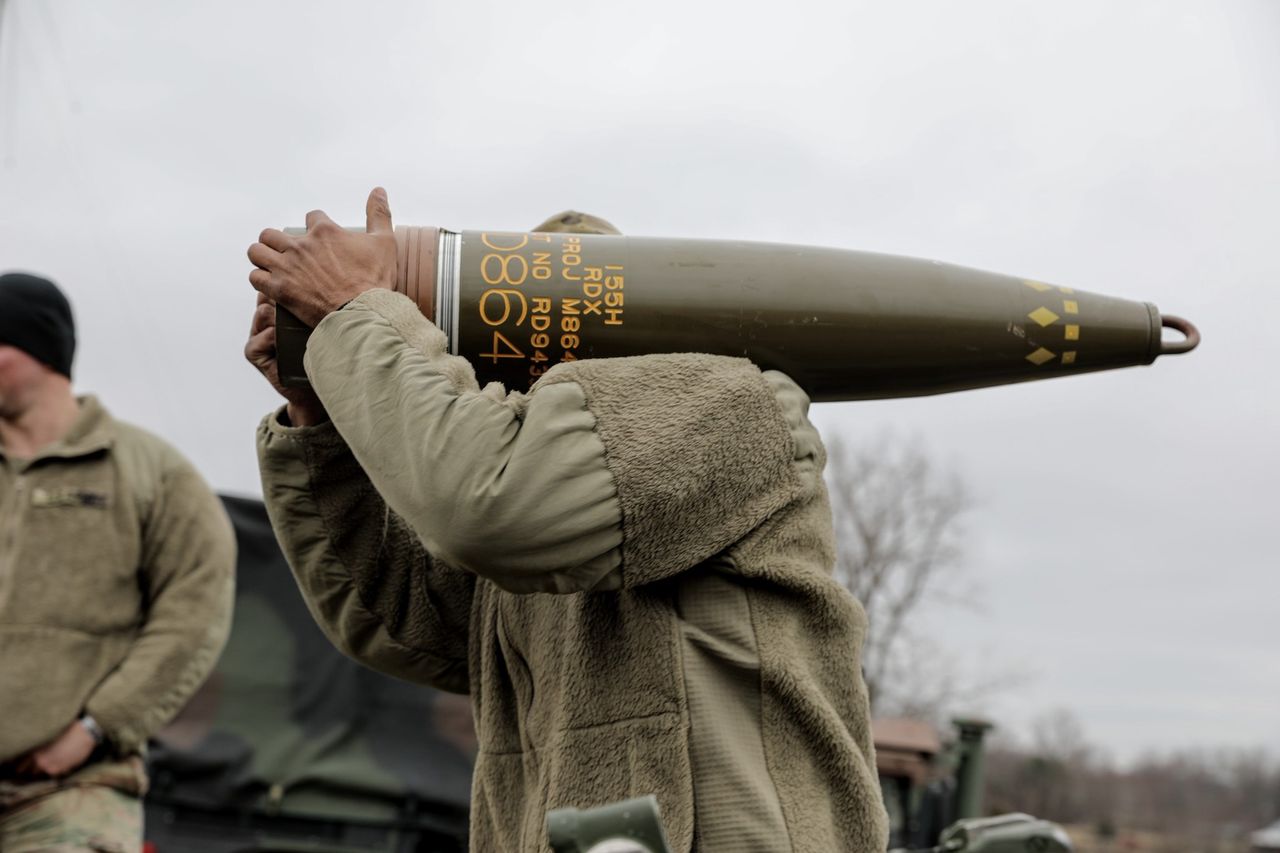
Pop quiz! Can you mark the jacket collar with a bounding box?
[5,396,116,464]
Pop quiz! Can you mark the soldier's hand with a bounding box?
[20,721,96,778]
[244,291,328,427]
[247,187,397,327]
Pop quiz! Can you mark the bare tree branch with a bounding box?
[825,432,971,714]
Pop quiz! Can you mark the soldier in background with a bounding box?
[246,191,889,852]
[0,272,236,852]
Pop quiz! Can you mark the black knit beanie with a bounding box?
[0,272,77,379]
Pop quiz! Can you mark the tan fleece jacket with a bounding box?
[257,289,888,852]
[0,397,236,763]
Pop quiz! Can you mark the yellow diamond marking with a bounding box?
[1062,351,1077,364]
[1065,324,1080,341]
[1028,306,1060,327]
[1024,280,1053,292]
[1063,300,1079,314]
[1026,347,1056,366]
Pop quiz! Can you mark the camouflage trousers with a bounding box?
[0,758,144,853]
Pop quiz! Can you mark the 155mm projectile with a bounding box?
[276,226,1199,401]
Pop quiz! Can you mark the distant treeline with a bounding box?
[983,716,1280,845]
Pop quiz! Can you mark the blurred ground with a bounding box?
[1066,824,1250,853]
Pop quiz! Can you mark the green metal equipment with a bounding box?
[932,814,1073,853]
[546,795,673,853]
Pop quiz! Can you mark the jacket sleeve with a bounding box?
[84,452,236,754]
[303,289,807,592]
[257,412,475,693]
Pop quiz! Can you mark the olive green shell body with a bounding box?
[453,230,1160,401]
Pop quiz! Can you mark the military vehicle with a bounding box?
[873,718,1072,852]
[143,496,473,852]
[145,497,1069,852]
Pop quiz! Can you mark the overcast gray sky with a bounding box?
[1,0,1276,763]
